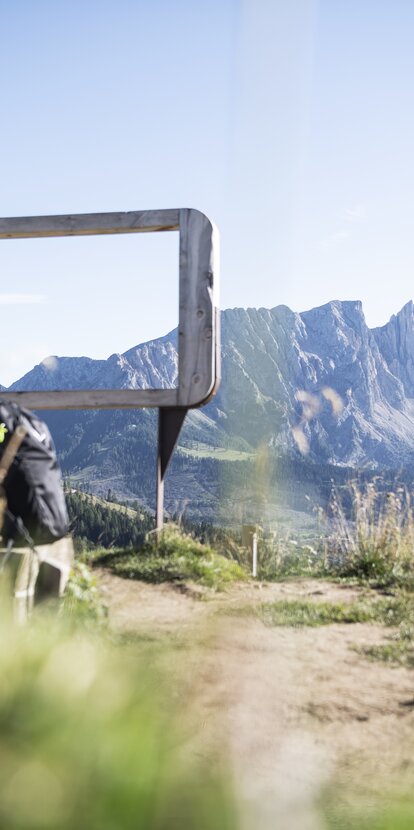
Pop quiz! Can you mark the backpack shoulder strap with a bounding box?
[0,426,27,485]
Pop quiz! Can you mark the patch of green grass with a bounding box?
[227,595,410,628]
[323,801,414,829]
[358,640,414,667]
[106,526,248,591]
[256,538,325,580]
[355,607,414,666]
[178,445,255,461]
[257,599,381,628]
[228,591,414,670]
[80,545,127,566]
[0,613,238,830]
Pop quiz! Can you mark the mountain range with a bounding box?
[5,299,414,523]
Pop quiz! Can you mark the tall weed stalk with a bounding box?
[323,481,414,586]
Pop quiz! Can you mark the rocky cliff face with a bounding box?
[8,300,414,469]
[206,300,413,467]
[372,301,414,397]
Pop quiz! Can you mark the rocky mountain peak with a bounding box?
[5,299,414,470]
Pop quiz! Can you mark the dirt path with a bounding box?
[97,571,414,828]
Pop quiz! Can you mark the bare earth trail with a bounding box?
[97,571,414,829]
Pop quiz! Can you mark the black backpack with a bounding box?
[0,402,69,546]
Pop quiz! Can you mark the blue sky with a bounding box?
[1,0,414,384]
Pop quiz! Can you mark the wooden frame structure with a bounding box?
[0,208,220,528]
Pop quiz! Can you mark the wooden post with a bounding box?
[242,524,260,578]
[252,532,258,578]
[155,450,165,533]
[155,408,188,533]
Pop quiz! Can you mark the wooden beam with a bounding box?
[0,207,220,411]
[0,209,180,239]
[0,389,179,410]
[178,209,220,407]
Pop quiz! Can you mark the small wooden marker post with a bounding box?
[252,532,258,579]
[242,524,260,578]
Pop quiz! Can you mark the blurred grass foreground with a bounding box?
[0,608,236,830]
[5,509,414,829]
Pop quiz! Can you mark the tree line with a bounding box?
[65,489,153,548]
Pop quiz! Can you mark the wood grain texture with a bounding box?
[177,209,220,407]
[0,210,180,239]
[0,207,220,410]
[0,389,179,410]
